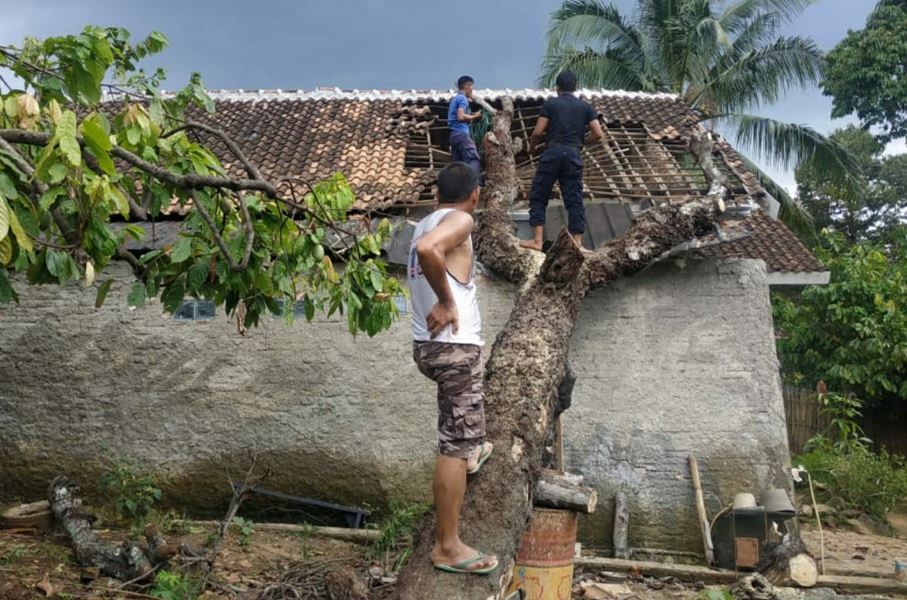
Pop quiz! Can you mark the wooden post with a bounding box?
[556,415,565,472]
[688,456,714,566]
[613,490,630,559]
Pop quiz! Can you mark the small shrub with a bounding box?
[370,501,426,570]
[149,569,196,600]
[98,458,165,524]
[232,516,255,546]
[796,447,907,520]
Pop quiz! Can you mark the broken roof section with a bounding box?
[176,88,825,284]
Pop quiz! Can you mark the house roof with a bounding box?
[177,88,824,282]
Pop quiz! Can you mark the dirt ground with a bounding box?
[1,512,906,599]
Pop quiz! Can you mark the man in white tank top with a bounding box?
[409,163,498,575]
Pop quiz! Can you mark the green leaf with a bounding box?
[3,96,18,118]
[7,207,32,253]
[187,258,209,292]
[95,279,113,308]
[0,236,11,265]
[108,185,130,218]
[170,237,193,263]
[38,187,65,211]
[47,162,69,184]
[125,124,141,146]
[0,267,15,303]
[369,266,384,293]
[127,282,146,308]
[0,174,17,199]
[0,193,9,241]
[81,114,116,174]
[57,111,82,167]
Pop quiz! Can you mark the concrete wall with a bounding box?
[0,258,790,555]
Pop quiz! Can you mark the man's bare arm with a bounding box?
[529,116,549,155]
[585,118,604,145]
[457,107,483,122]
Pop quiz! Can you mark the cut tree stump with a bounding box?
[757,534,818,588]
[390,99,733,600]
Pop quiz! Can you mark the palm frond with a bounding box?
[698,36,824,113]
[538,47,649,90]
[546,0,641,56]
[719,0,817,33]
[733,151,816,237]
[722,114,866,202]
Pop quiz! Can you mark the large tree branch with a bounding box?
[473,99,540,287]
[0,129,278,197]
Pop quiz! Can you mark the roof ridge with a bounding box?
[202,88,680,103]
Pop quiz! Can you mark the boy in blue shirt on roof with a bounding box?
[447,76,483,174]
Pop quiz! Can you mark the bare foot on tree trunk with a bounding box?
[519,239,544,251]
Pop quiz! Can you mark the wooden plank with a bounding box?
[574,557,737,585]
[171,519,380,544]
[817,574,907,596]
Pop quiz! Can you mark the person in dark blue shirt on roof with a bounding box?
[447,75,483,174]
[519,71,604,253]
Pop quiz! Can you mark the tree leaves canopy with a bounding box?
[823,0,907,143]
[0,27,403,335]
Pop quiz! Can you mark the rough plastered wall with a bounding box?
[565,258,791,557]
[0,258,790,553]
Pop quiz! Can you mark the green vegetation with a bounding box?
[0,26,403,335]
[98,457,166,524]
[773,232,907,408]
[823,0,907,143]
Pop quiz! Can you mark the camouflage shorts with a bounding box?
[412,341,486,459]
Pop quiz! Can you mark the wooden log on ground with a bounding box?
[534,471,597,514]
[49,476,157,581]
[574,556,737,585]
[613,490,630,559]
[757,534,818,588]
[170,519,381,544]
[816,574,907,596]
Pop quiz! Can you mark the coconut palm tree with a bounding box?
[540,0,862,231]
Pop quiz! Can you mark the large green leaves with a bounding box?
[774,232,907,408]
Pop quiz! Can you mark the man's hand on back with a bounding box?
[427,301,459,338]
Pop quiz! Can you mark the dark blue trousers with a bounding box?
[449,130,481,174]
[528,147,585,235]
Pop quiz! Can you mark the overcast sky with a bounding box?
[3,0,900,190]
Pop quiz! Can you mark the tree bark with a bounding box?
[391,100,729,600]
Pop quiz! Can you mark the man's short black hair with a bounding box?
[437,163,480,204]
[555,71,577,92]
[457,75,475,90]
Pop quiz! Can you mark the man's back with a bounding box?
[541,94,596,148]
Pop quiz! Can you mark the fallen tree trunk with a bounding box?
[390,100,730,600]
[49,476,158,581]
